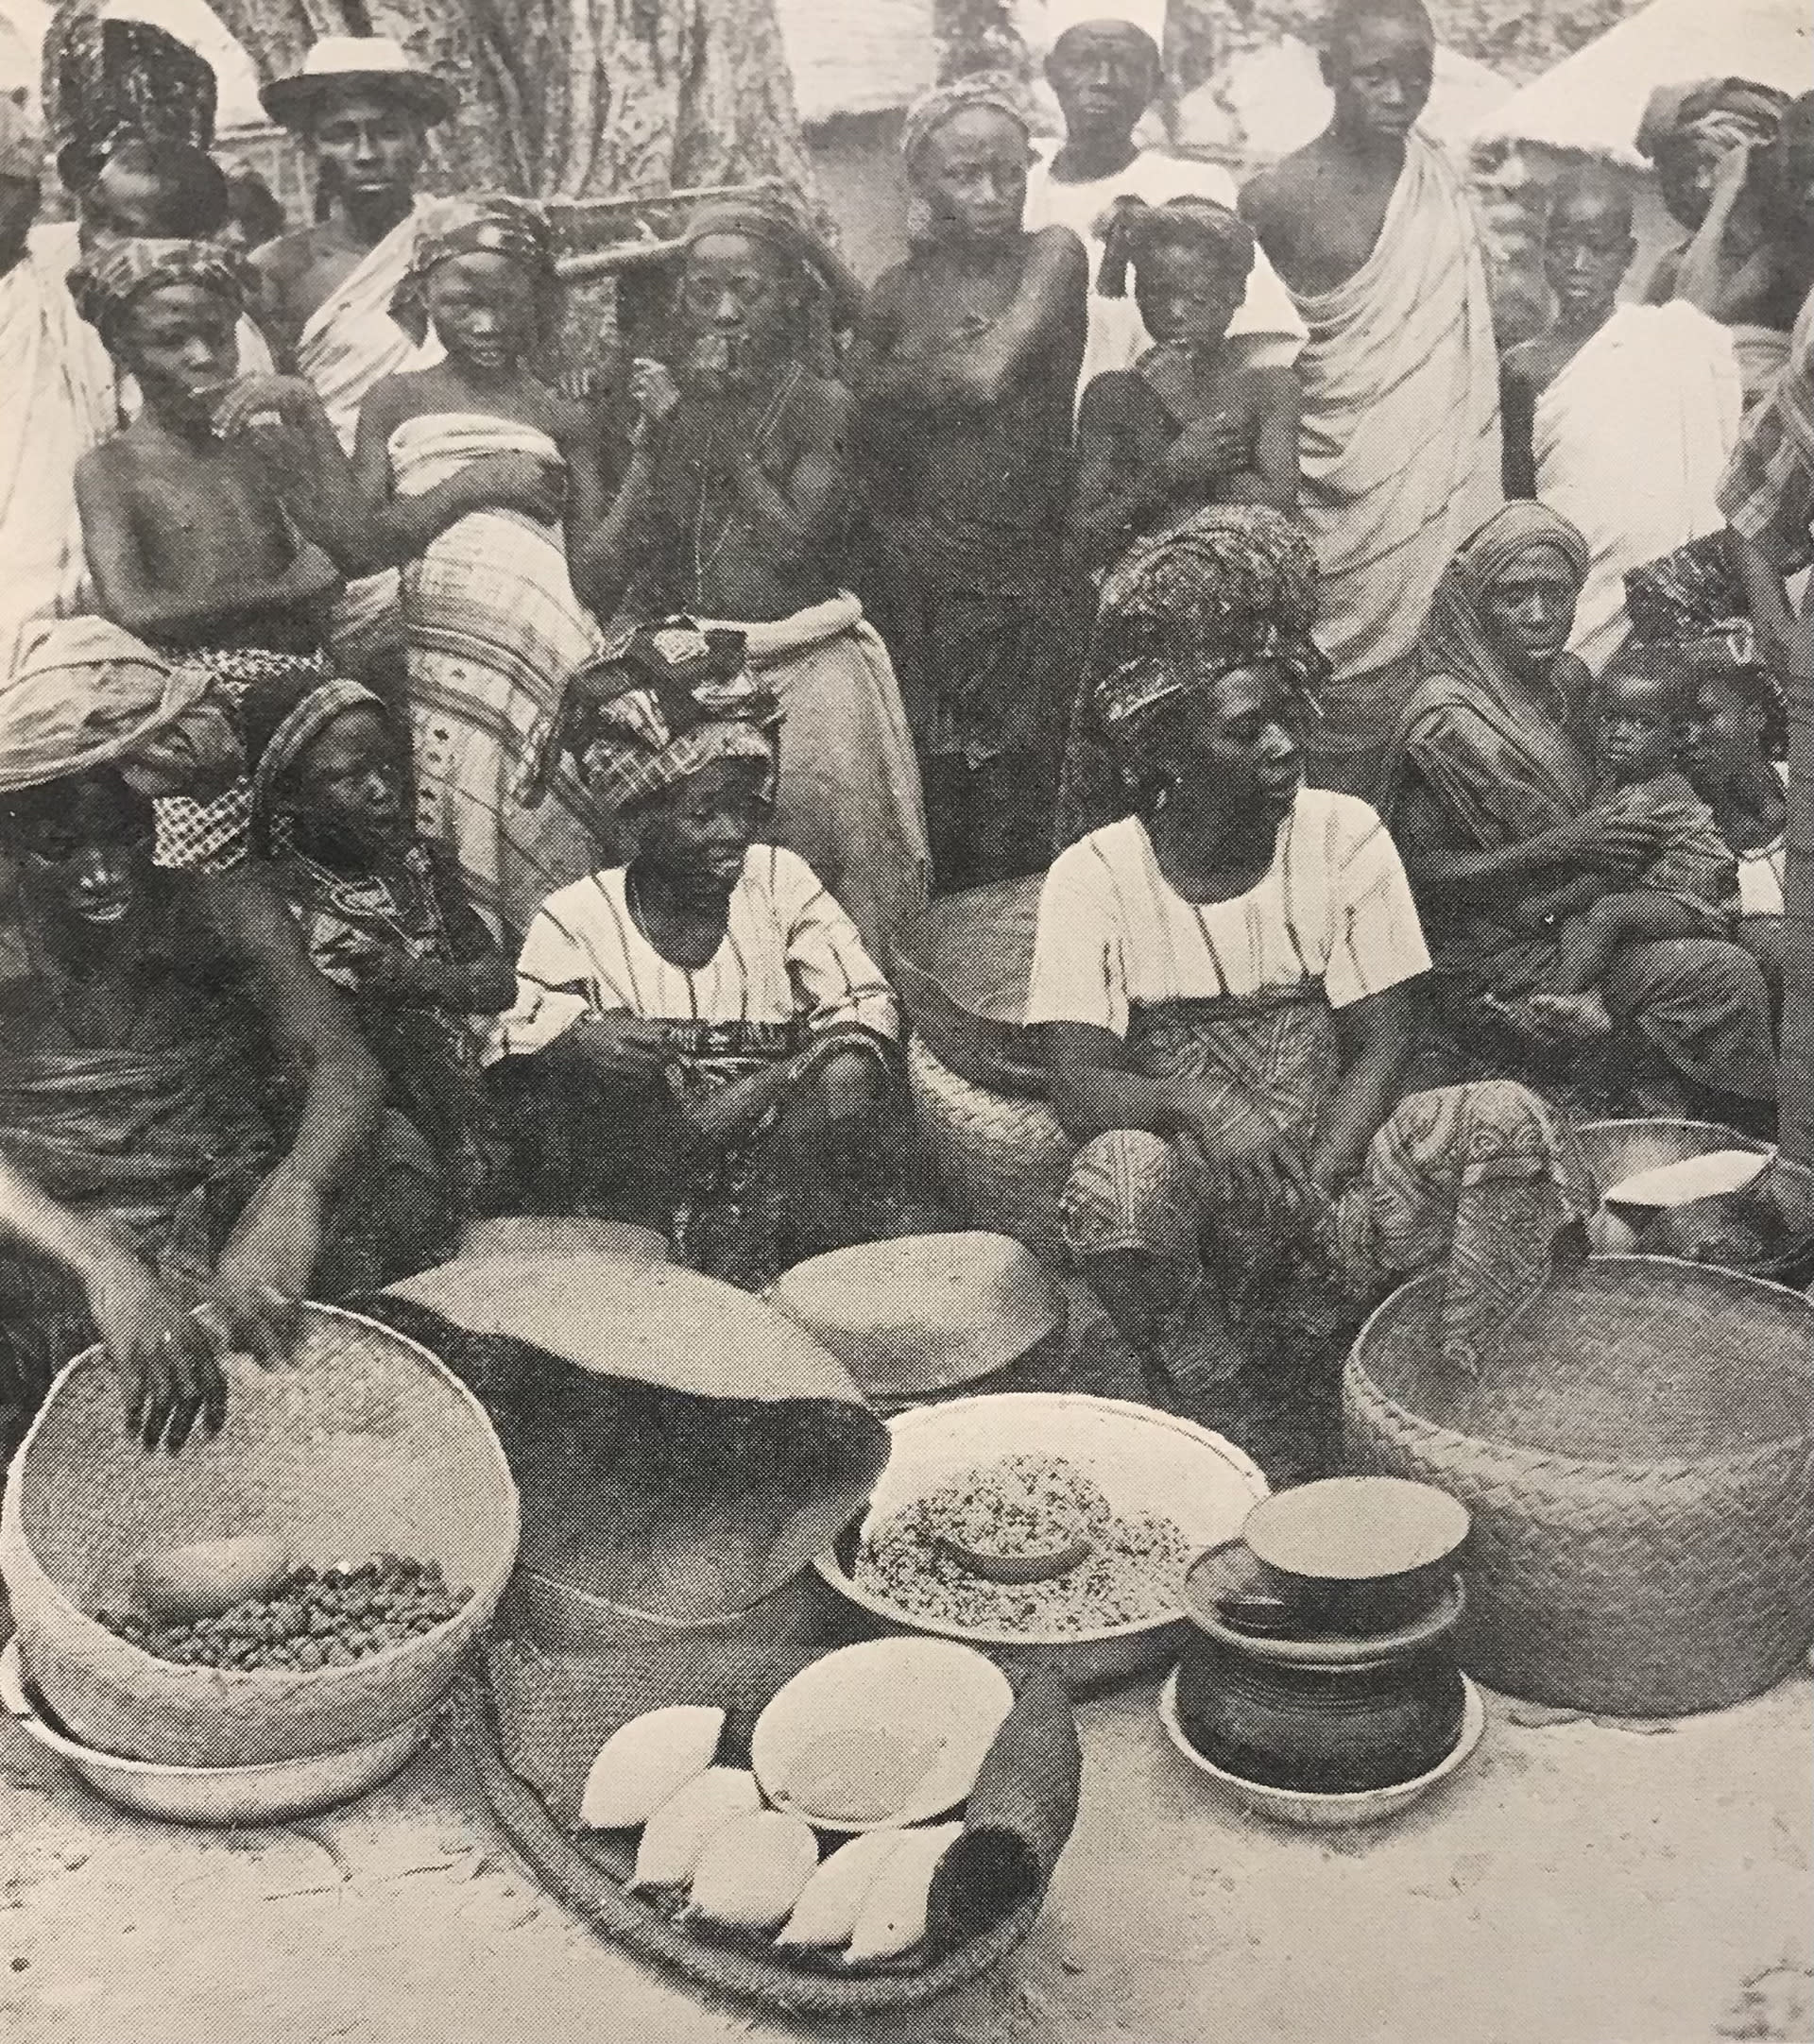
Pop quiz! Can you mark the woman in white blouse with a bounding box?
[1028,509,1591,1409]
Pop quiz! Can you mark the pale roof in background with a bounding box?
[773,0,934,128]
[1469,0,1812,161]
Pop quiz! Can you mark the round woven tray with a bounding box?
[0,1304,520,1767]
[907,1035,1072,1263]
[1343,1257,1814,1716]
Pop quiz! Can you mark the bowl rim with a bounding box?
[1,1636,439,1780]
[1241,1475,1472,1583]
[814,1392,1268,1647]
[0,1301,521,1688]
[750,1636,1015,1832]
[1155,1664,1486,1808]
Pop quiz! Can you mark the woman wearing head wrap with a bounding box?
[1027,509,1589,1422]
[849,79,1088,893]
[1072,196,1298,571]
[493,620,901,1285]
[583,194,928,964]
[348,194,607,942]
[1382,503,1776,1121]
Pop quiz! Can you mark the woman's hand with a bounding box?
[1180,1091,1311,1222]
[566,1011,671,1083]
[1549,804,1666,877]
[628,358,683,444]
[82,1250,226,1454]
[1159,414,1249,487]
[211,1168,322,1364]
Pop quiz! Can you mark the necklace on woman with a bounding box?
[691,364,804,606]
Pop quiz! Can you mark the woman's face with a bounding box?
[678,231,797,380]
[1682,670,1770,788]
[424,250,538,375]
[3,773,156,931]
[1479,544,1581,682]
[1143,663,1303,826]
[913,109,1030,246]
[288,706,410,854]
[631,757,774,897]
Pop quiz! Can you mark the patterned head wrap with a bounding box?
[683,197,815,274]
[53,16,217,193]
[900,77,1031,179]
[1098,195,1256,299]
[1414,502,1589,707]
[560,620,780,819]
[1089,506,1330,738]
[67,235,247,340]
[0,619,210,796]
[390,194,556,344]
[248,680,390,853]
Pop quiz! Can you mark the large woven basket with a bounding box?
[907,1035,1072,1262]
[892,877,1046,1098]
[0,1304,520,1767]
[1344,1257,1814,1716]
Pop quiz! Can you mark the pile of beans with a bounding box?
[96,1556,471,1671]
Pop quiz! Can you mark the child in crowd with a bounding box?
[1499,653,1739,1041]
[68,237,366,869]
[1072,196,1300,570]
[493,621,902,1286]
[248,680,512,1211]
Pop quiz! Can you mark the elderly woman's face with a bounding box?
[1145,663,1303,823]
[1480,544,1581,682]
[679,231,797,376]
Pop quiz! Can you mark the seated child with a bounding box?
[1499,652,1740,1041]
[1071,196,1299,571]
[248,680,513,1213]
[69,237,367,871]
[492,621,902,1286]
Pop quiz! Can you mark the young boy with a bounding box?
[1072,196,1299,570]
[249,680,512,1213]
[69,237,366,869]
[494,621,902,1286]
[1507,655,1739,1041]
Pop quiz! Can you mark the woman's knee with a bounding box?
[807,1047,888,1125]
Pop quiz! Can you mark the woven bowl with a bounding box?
[0,1304,519,1767]
[906,1037,1072,1263]
[1344,1258,1814,1716]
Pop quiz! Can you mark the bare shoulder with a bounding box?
[1028,223,1088,281]
[1241,142,1323,223]
[788,371,854,438]
[250,227,323,287]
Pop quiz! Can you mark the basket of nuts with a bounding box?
[0,1304,519,1768]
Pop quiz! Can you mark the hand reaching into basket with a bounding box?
[83,1250,227,1456]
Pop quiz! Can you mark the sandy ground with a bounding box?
[2,1661,1808,2044]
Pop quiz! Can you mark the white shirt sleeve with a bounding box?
[1323,807,1432,1010]
[774,848,900,1041]
[489,892,598,1059]
[1024,841,1130,1036]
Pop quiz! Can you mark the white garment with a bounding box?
[1025,792,1430,1037]
[496,845,900,1058]
[1737,761,1788,919]
[1534,301,1743,674]
[1023,145,1307,403]
[0,236,114,681]
[294,208,442,457]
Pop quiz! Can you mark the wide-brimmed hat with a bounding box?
[261,35,455,133]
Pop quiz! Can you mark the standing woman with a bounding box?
[852,81,1088,893]
[352,196,604,944]
[588,201,928,965]
[1382,503,1778,1125]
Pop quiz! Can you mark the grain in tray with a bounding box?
[852,1454,1195,1633]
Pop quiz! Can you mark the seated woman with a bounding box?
[0,621,391,1457]
[1030,509,1590,1422]
[248,679,513,1219]
[1071,196,1298,572]
[1381,503,1778,1128]
[492,621,903,1286]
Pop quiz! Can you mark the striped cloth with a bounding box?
[1024,791,1430,1038]
[1719,285,1814,576]
[1287,132,1503,766]
[391,413,601,940]
[495,843,898,1059]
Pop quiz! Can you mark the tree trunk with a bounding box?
[51,0,815,205]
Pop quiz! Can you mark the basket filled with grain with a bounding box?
[0,1303,519,1768]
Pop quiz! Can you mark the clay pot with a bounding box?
[1175,1550,1467,1794]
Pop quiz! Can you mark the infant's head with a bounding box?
[1594,659,1688,785]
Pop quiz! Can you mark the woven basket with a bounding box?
[892,877,1048,1098]
[907,1035,1072,1262]
[0,1305,520,1766]
[1343,1257,1814,1715]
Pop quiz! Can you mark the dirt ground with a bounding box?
[3,1659,1808,2044]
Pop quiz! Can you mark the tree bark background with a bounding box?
[47,0,816,204]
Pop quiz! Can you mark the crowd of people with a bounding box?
[1,2,1812,1463]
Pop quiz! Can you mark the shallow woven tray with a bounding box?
[1344,1257,1814,1715]
[1,1305,519,1766]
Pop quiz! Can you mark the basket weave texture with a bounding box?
[0,1305,520,1766]
[907,1035,1071,1262]
[1343,1257,1814,1715]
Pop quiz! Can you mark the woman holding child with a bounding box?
[1382,502,1777,1123]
